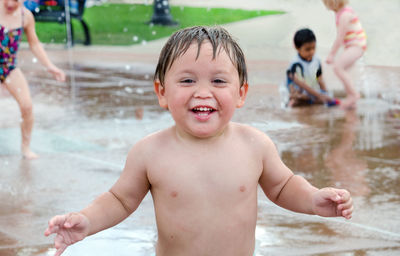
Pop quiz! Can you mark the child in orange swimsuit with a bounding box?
[322,0,367,110]
[0,0,65,159]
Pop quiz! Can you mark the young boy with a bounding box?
[286,28,339,107]
[45,26,353,256]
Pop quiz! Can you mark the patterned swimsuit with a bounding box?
[0,9,24,83]
[336,6,367,50]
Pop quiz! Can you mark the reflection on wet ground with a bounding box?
[0,61,399,255]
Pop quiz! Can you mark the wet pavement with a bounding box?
[1,0,400,255]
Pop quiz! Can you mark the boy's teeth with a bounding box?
[195,107,212,111]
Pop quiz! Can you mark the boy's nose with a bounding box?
[194,82,212,98]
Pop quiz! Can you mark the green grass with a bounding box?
[32,4,283,45]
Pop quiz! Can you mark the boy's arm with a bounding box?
[45,141,150,255]
[81,141,151,235]
[327,12,351,63]
[258,134,352,218]
[258,135,317,214]
[317,74,328,92]
[23,9,65,81]
[289,73,330,102]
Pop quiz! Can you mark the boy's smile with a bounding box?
[154,41,248,139]
[191,105,216,121]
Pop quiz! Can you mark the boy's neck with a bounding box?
[298,53,313,62]
[173,123,232,145]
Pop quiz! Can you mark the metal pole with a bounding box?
[150,0,178,26]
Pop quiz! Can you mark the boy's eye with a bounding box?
[213,79,227,87]
[213,79,227,84]
[213,79,225,83]
[180,79,195,84]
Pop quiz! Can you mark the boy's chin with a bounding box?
[187,126,226,139]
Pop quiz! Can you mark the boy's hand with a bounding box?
[48,66,66,82]
[312,188,353,219]
[44,213,90,256]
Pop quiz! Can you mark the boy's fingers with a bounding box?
[342,205,354,219]
[328,189,350,203]
[54,234,67,251]
[64,213,81,228]
[44,225,59,236]
[336,189,351,204]
[338,202,353,213]
[45,215,68,236]
[49,215,67,227]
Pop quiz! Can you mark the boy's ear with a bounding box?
[154,80,168,109]
[236,83,249,108]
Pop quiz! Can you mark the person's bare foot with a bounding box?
[22,148,39,160]
[341,94,360,110]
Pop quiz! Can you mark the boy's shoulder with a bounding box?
[138,126,175,146]
[230,122,273,144]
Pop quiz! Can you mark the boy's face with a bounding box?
[154,41,248,138]
[297,41,316,62]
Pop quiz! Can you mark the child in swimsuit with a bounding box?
[322,0,367,110]
[0,0,65,159]
[44,26,353,256]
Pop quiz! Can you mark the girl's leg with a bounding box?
[3,68,38,159]
[333,46,364,109]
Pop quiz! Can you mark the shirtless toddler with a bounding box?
[45,26,353,256]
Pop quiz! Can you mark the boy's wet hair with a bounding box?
[293,28,316,49]
[154,26,248,86]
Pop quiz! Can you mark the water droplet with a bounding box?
[123,27,128,32]
[136,88,144,95]
[149,23,154,27]
[144,74,150,79]
[180,6,184,11]
[125,65,131,70]
[32,58,38,63]
[124,87,133,93]
[162,1,168,6]
[132,36,139,42]
[152,31,156,35]
[118,81,124,86]
[141,40,147,45]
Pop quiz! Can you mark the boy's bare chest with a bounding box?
[147,146,261,201]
